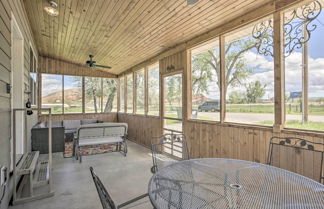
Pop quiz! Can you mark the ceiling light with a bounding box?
[44,1,59,16]
[187,0,199,5]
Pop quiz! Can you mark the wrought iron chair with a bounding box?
[151,133,190,174]
[90,167,149,209]
[267,136,324,184]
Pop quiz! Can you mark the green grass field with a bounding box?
[258,120,324,131]
[226,104,324,115]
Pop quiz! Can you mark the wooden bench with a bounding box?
[74,123,128,163]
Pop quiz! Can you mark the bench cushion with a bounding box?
[79,136,123,146]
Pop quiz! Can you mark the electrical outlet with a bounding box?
[0,166,7,186]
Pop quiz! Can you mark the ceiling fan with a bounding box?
[86,55,112,69]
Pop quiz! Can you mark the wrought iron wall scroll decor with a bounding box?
[252,19,274,57]
[252,0,322,57]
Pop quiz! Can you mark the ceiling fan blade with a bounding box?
[94,64,112,69]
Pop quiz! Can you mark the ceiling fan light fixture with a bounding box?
[187,0,199,5]
[44,1,59,16]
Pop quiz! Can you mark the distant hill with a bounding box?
[42,88,82,104]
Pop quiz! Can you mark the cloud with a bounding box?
[226,51,324,99]
[42,75,62,96]
[285,52,324,97]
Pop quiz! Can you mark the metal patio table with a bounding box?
[148,158,324,209]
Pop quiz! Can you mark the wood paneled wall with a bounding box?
[118,112,324,182]
[118,114,162,148]
[183,121,324,182]
[160,51,185,75]
[0,0,38,208]
[39,56,117,78]
[39,112,118,123]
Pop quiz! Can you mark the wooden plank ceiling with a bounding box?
[23,0,272,74]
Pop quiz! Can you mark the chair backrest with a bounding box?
[78,123,127,139]
[151,134,190,173]
[90,167,117,209]
[267,136,324,184]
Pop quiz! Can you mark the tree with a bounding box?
[103,79,117,112]
[148,69,159,110]
[191,37,259,97]
[84,77,101,113]
[83,77,117,113]
[135,72,145,111]
[229,92,246,104]
[166,75,182,110]
[245,81,266,103]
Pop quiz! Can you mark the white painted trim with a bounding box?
[29,41,38,72]
[10,13,25,170]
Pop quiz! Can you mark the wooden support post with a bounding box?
[37,73,42,115]
[124,76,127,113]
[117,78,120,112]
[101,78,103,113]
[302,24,309,124]
[133,72,136,114]
[219,36,226,123]
[82,77,85,113]
[160,60,164,132]
[273,11,285,133]
[61,75,64,114]
[144,67,149,115]
[184,50,191,121]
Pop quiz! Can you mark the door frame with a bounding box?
[161,71,183,134]
[10,13,25,170]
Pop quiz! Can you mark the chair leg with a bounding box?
[75,145,79,160]
[79,149,82,163]
[123,142,127,156]
[118,193,148,208]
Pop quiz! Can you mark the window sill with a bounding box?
[117,112,160,119]
[186,119,273,131]
[283,128,324,137]
[40,112,118,116]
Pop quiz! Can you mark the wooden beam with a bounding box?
[117,78,120,112]
[82,77,85,113]
[125,76,128,113]
[184,50,191,121]
[219,36,226,123]
[273,11,285,132]
[160,60,164,132]
[133,71,136,114]
[144,67,149,115]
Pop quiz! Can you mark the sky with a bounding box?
[202,10,324,100]
[42,74,81,96]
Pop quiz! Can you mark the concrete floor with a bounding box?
[10,141,153,209]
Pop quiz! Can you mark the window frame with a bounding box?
[189,37,221,122]
[125,73,134,114]
[40,73,118,115]
[147,62,160,117]
[135,68,145,115]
